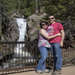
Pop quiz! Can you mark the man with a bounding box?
[48,16,65,75]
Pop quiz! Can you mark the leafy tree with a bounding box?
[0,0,75,22]
[40,0,75,21]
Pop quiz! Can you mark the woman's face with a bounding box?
[42,24,48,30]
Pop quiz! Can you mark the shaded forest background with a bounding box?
[0,0,75,19]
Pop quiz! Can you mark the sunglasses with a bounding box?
[49,17,54,20]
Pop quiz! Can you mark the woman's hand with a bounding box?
[56,33,61,36]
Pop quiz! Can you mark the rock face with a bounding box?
[27,13,47,41]
[62,18,75,49]
[2,18,19,41]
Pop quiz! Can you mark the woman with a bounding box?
[36,21,61,73]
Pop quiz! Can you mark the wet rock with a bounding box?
[2,18,19,41]
[27,13,47,41]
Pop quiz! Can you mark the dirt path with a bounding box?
[8,66,75,75]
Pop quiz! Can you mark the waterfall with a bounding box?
[14,18,31,57]
[16,18,27,41]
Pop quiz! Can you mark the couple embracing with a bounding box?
[36,16,65,74]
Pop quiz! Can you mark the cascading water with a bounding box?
[16,18,27,42]
[14,18,31,57]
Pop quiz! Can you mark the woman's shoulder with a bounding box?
[40,29,46,32]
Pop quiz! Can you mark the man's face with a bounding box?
[49,16,55,24]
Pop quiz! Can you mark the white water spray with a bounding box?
[14,18,31,57]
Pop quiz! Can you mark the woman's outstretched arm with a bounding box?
[40,29,61,40]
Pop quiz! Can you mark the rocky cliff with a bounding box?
[2,17,19,41]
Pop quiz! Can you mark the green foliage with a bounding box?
[40,0,75,21]
[0,0,75,20]
[0,0,35,17]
